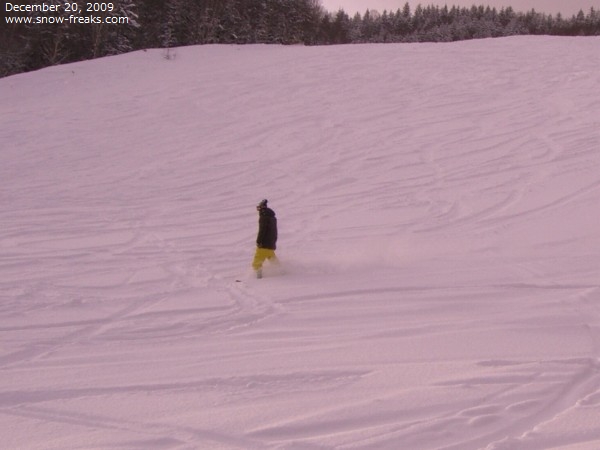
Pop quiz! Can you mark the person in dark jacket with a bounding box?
[252,199,278,278]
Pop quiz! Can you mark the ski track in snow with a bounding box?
[1,36,600,449]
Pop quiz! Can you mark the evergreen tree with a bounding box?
[3,0,600,78]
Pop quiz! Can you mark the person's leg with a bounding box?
[267,252,279,265]
[252,248,268,271]
[252,248,277,278]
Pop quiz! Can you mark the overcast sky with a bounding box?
[320,0,600,16]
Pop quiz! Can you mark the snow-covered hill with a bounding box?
[2,36,600,449]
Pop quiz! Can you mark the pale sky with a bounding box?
[320,0,600,16]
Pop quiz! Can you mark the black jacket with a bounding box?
[257,207,277,249]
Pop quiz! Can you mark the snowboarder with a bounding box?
[252,199,278,278]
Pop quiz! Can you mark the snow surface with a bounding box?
[1,36,600,450]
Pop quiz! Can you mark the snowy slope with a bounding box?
[1,36,600,450]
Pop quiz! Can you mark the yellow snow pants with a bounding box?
[252,248,278,271]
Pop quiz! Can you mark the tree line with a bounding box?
[2,0,599,77]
